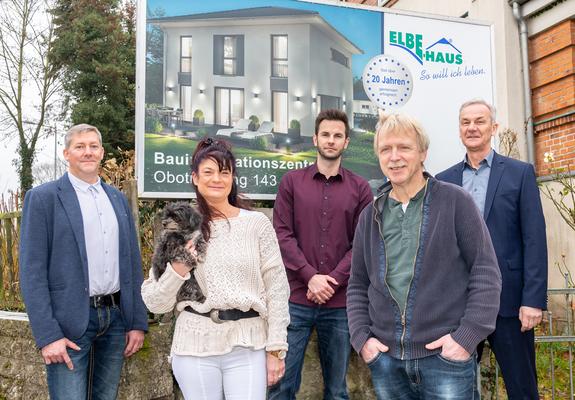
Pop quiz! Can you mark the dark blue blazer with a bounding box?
[19,173,148,348]
[436,151,547,317]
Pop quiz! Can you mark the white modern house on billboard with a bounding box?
[149,6,363,138]
[353,91,378,116]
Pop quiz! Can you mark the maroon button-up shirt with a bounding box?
[273,163,373,308]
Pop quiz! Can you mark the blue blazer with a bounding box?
[19,173,148,348]
[436,151,547,317]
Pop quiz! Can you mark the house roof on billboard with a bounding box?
[149,6,363,55]
[148,6,318,21]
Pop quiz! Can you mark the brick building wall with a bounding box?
[530,19,575,176]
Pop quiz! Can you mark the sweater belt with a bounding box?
[184,306,259,324]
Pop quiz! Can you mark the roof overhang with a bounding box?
[508,0,562,18]
[150,10,363,55]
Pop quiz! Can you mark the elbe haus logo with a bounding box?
[389,31,463,65]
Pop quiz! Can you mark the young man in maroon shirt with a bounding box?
[270,109,373,399]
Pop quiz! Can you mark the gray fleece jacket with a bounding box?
[347,174,502,360]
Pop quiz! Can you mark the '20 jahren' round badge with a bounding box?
[362,55,413,109]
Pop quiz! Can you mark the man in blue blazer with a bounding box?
[436,100,547,399]
[19,124,148,399]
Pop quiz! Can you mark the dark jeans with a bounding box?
[368,352,477,400]
[268,302,351,400]
[46,305,126,400]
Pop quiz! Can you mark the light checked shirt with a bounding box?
[68,172,120,296]
[462,149,494,216]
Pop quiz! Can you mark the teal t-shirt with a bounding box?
[382,184,426,313]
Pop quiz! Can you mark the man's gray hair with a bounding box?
[64,124,103,149]
[459,99,497,122]
[374,112,430,154]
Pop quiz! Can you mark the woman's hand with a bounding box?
[171,240,197,277]
[266,352,286,386]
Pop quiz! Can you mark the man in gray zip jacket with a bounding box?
[347,112,502,399]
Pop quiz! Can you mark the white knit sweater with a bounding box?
[141,210,290,356]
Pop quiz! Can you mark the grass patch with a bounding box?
[536,341,574,399]
[481,338,575,399]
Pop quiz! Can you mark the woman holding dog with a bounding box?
[142,137,290,400]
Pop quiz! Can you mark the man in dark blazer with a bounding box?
[19,124,148,399]
[436,99,547,399]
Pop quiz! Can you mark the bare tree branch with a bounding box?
[0,0,61,193]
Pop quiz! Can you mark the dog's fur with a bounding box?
[152,202,207,303]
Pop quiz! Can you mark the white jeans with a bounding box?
[172,347,267,400]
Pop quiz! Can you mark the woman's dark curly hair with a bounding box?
[190,137,250,240]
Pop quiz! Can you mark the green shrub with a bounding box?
[193,109,204,119]
[251,136,268,151]
[248,115,260,131]
[145,115,163,134]
[289,119,300,130]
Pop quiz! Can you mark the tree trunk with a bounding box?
[18,145,34,194]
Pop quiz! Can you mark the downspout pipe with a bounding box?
[512,1,535,164]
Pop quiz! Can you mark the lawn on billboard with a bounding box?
[144,131,381,195]
[138,0,494,198]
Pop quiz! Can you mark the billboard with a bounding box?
[136,0,494,199]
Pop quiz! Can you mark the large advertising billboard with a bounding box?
[136,0,494,198]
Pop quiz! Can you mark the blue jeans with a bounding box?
[368,352,477,400]
[268,302,351,400]
[46,305,126,400]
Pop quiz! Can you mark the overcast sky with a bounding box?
[0,133,62,194]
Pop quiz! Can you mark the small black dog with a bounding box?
[152,201,207,303]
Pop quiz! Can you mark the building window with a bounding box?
[223,36,237,75]
[180,86,192,122]
[214,35,244,76]
[180,36,192,73]
[331,48,349,68]
[318,94,341,112]
[362,104,370,110]
[215,87,244,126]
[272,35,288,78]
[272,91,288,133]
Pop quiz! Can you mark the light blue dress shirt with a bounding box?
[68,173,120,296]
[462,149,494,217]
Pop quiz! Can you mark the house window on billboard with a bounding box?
[223,36,237,75]
[318,94,341,112]
[215,87,244,126]
[362,104,370,110]
[180,36,192,73]
[330,48,349,68]
[272,35,288,78]
[272,91,288,133]
[214,35,244,76]
[180,86,192,122]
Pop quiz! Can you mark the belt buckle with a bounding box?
[210,309,223,324]
[92,296,102,308]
